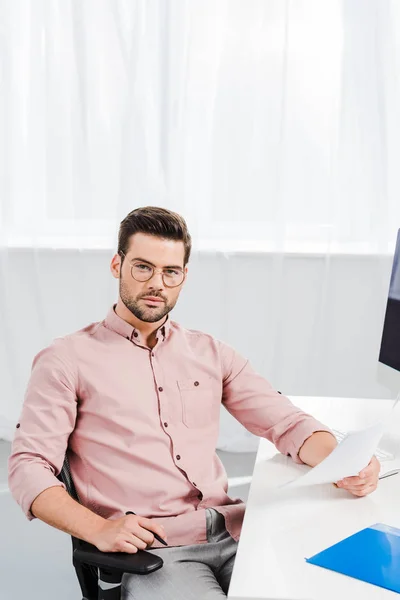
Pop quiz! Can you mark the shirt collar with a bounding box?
[104,305,171,343]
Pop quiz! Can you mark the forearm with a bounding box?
[298,431,338,467]
[31,486,106,545]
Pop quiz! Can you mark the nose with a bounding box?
[148,269,165,289]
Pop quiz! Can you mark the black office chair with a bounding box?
[57,455,163,600]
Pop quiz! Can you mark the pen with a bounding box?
[125,511,168,546]
[379,469,400,480]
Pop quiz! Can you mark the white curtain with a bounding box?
[1,0,400,448]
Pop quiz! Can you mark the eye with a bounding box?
[165,269,181,276]
[135,264,152,271]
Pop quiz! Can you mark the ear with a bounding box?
[110,253,122,279]
[182,265,189,286]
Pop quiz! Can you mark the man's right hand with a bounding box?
[91,514,167,553]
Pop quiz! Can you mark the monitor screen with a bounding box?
[379,229,400,372]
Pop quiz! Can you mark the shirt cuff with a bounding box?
[13,470,66,521]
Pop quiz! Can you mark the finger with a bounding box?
[125,521,157,546]
[360,456,381,478]
[343,475,376,487]
[358,464,374,478]
[350,483,377,497]
[373,456,381,470]
[127,534,148,550]
[136,527,156,546]
[342,484,373,494]
[337,476,365,487]
[342,479,377,492]
[341,477,378,490]
[138,517,167,540]
[340,469,373,484]
[118,541,138,554]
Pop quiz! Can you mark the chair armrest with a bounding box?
[73,541,163,575]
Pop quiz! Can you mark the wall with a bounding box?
[0,249,395,448]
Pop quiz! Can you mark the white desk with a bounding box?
[228,396,400,600]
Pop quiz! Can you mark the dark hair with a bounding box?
[118,206,192,266]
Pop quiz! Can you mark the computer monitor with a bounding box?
[377,229,400,397]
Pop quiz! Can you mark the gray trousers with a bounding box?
[121,509,238,599]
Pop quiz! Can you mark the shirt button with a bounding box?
[133,331,138,338]
[164,422,168,427]
[16,423,20,429]
[194,381,199,386]
[151,352,155,357]
[176,454,181,460]
[158,387,163,392]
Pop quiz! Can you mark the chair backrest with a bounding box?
[58,454,80,501]
[57,455,99,600]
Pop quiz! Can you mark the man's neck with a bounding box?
[114,300,166,348]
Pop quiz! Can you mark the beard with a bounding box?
[119,279,176,323]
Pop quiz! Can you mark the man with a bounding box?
[8,206,380,599]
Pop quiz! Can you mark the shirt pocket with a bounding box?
[177,376,220,428]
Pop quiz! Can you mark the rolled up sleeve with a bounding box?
[220,342,332,464]
[8,339,78,520]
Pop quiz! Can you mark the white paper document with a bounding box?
[281,421,386,489]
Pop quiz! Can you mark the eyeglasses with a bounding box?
[119,252,185,288]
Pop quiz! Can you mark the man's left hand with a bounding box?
[335,455,380,496]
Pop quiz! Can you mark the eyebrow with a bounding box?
[130,257,184,270]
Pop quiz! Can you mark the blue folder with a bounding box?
[305,523,400,594]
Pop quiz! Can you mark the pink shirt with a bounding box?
[8,306,331,547]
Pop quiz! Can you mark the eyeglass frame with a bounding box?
[119,251,186,288]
